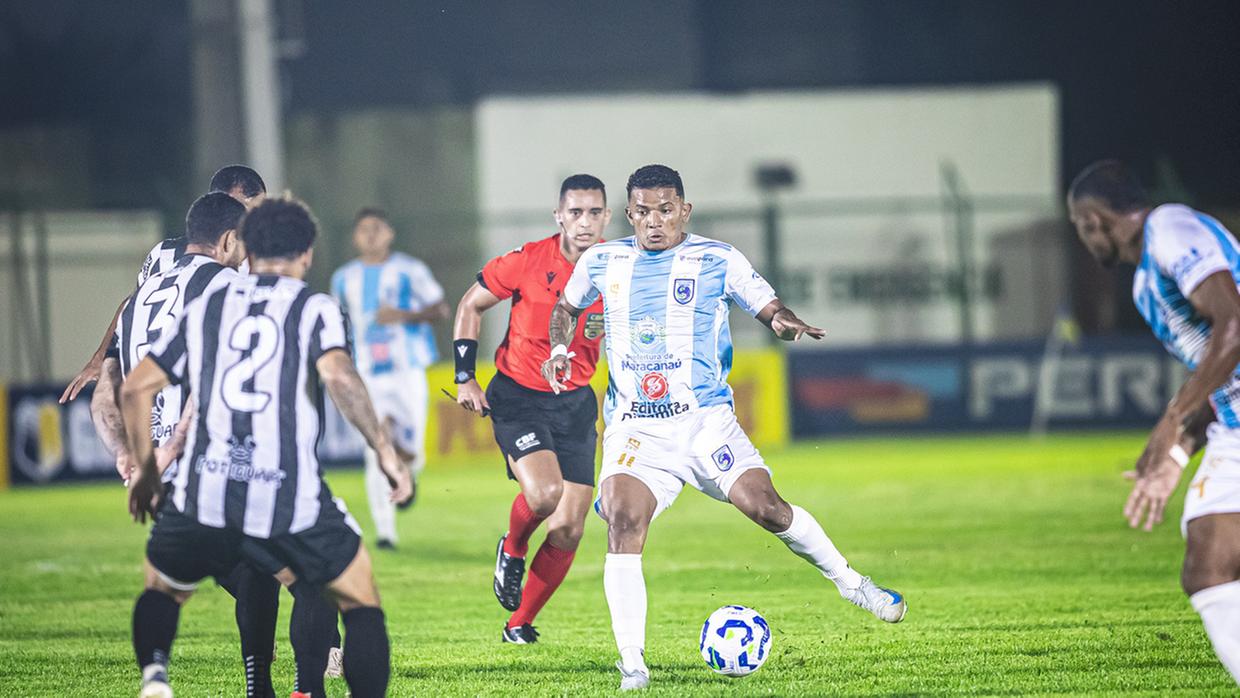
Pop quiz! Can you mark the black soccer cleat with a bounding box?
[493,534,525,611]
[376,538,396,551]
[502,623,540,644]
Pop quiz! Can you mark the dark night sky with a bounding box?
[2,0,1239,209]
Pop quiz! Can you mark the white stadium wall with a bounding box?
[0,211,163,383]
[475,84,1061,350]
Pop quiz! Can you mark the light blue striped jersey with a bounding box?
[563,233,777,425]
[1133,203,1240,427]
[331,252,444,374]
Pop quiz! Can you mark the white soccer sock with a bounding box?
[604,553,647,672]
[364,449,397,542]
[775,505,864,593]
[1190,580,1240,684]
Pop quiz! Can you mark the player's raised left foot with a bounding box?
[501,623,539,644]
[842,577,907,623]
[138,664,173,698]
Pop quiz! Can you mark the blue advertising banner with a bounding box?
[5,384,364,486]
[788,336,1187,436]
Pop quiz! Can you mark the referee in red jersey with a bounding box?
[452,174,610,644]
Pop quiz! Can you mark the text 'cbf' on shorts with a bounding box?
[596,403,770,521]
[1182,423,1240,537]
[486,370,598,487]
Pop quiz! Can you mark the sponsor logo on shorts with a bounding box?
[641,372,669,400]
[515,432,541,451]
[712,445,735,471]
[584,312,605,340]
[621,401,691,420]
[673,278,696,305]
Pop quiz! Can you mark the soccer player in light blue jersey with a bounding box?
[1069,160,1240,685]
[332,208,448,548]
[544,164,906,690]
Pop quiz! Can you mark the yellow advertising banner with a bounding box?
[426,349,788,463]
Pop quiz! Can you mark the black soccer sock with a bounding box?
[231,565,280,698]
[133,589,181,670]
[342,606,390,698]
[289,581,337,697]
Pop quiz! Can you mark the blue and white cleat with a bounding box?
[139,663,173,698]
[616,661,650,691]
[843,577,907,623]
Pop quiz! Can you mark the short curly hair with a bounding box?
[626,164,683,199]
[239,196,318,260]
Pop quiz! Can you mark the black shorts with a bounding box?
[147,499,361,590]
[486,370,598,487]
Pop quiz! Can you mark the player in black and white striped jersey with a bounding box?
[121,196,411,698]
[91,192,292,698]
[103,193,248,480]
[59,165,267,404]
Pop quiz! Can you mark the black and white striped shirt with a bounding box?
[147,274,351,538]
[137,237,189,288]
[117,254,239,451]
[138,236,248,287]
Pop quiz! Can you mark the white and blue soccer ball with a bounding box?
[699,605,772,677]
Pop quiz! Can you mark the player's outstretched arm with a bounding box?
[60,295,128,403]
[756,300,826,342]
[543,297,583,394]
[119,357,172,522]
[318,348,413,504]
[90,357,133,481]
[451,282,503,414]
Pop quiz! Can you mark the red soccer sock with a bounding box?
[507,542,576,628]
[502,493,546,558]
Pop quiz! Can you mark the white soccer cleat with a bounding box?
[842,577,907,623]
[139,664,173,698]
[616,661,650,691]
[325,645,344,678]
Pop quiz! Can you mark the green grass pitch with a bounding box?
[0,433,1233,696]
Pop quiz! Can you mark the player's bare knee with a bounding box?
[607,508,649,544]
[546,521,584,551]
[526,481,563,518]
[751,499,793,532]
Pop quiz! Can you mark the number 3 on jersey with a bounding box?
[222,315,280,413]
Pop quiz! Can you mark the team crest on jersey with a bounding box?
[631,317,664,350]
[640,372,669,400]
[712,445,735,472]
[673,278,695,305]
[584,313,604,340]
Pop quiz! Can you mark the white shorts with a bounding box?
[1182,423,1240,536]
[596,404,771,521]
[362,369,427,456]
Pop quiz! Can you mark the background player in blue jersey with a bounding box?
[332,208,448,548]
[545,164,906,690]
[1069,160,1240,684]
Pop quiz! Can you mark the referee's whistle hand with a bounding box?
[456,380,490,416]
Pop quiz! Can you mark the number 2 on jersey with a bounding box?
[222,315,280,413]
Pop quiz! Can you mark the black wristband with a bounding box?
[453,338,479,383]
